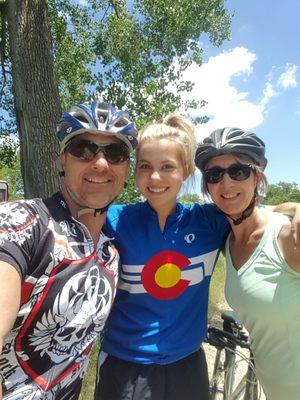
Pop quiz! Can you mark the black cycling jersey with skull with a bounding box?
[0,192,119,400]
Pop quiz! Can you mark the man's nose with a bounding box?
[91,152,109,169]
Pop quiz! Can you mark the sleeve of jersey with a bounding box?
[0,201,41,279]
[201,203,230,245]
[105,204,127,237]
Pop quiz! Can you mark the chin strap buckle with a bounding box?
[76,204,110,218]
[93,205,109,217]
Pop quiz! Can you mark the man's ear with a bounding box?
[60,153,66,169]
[58,154,66,176]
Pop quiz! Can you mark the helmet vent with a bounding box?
[57,121,71,131]
[57,100,138,152]
[97,112,107,123]
[76,115,89,124]
[115,118,128,128]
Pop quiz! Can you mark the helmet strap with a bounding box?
[77,203,112,218]
[225,189,258,226]
[60,172,128,219]
[64,185,111,219]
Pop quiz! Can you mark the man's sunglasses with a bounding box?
[204,163,254,184]
[65,139,130,165]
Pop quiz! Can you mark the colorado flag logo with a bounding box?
[141,250,190,300]
[119,249,218,300]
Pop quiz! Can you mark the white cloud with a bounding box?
[175,47,263,139]
[260,81,278,109]
[174,47,299,140]
[277,63,298,89]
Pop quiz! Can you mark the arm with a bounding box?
[269,202,300,249]
[278,220,300,273]
[270,202,299,216]
[0,262,21,399]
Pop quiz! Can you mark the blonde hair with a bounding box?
[137,113,196,179]
[201,152,268,199]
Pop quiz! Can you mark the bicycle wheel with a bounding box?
[210,348,226,400]
[223,348,261,400]
[243,362,259,400]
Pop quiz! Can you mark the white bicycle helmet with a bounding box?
[57,100,138,152]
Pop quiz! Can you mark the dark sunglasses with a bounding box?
[204,163,253,184]
[65,139,130,164]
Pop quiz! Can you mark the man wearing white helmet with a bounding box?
[0,100,137,400]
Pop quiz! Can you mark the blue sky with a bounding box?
[178,0,300,188]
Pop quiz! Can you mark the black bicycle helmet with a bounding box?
[195,127,267,171]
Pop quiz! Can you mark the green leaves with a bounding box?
[2,0,231,128]
[116,163,142,204]
[47,0,231,125]
[264,182,300,205]
[48,0,97,109]
[179,193,203,205]
[0,150,23,199]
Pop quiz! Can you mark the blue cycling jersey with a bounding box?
[102,201,229,364]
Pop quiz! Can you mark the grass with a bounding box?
[79,340,99,400]
[208,255,228,325]
[79,255,227,400]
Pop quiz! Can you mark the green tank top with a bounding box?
[225,212,300,400]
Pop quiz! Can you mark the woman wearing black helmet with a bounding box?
[196,127,300,400]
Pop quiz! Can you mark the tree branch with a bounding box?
[109,0,120,18]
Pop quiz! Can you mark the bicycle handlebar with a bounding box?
[206,325,250,349]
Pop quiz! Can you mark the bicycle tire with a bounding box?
[224,348,260,400]
[210,348,225,400]
[209,346,261,400]
[206,312,263,400]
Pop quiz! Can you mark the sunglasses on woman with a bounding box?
[65,138,130,165]
[204,163,254,184]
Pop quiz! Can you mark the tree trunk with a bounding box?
[5,0,62,198]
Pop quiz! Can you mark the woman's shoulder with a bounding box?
[182,201,223,217]
[107,202,146,223]
[277,215,300,273]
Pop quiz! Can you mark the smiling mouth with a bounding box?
[221,193,240,199]
[148,187,168,193]
[85,177,111,184]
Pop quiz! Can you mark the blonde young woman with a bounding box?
[195,127,300,400]
[95,114,230,400]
